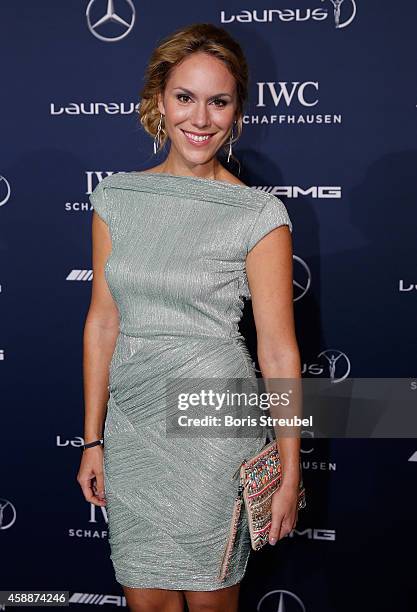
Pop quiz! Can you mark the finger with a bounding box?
[292,511,299,530]
[79,478,107,506]
[269,516,283,545]
[94,472,106,501]
[280,518,294,538]
[79,479,96,502]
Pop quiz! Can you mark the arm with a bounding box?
[77,211,119,506]
[246,223,301,543]
[83,211,119,442]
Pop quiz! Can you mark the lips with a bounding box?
[181,129,214,144]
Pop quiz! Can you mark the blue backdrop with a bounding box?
[1,2,416,611]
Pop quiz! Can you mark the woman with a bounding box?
[77,23,302,612]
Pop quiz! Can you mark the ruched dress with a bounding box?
[89,171,293,590]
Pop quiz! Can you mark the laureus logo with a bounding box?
[0,498,17,530]
[0,176,11,207]
[221,1,357,29]
[86,0,136,42]
[317,349,351,382]
[323,0,357,29]
[303,350,351,383]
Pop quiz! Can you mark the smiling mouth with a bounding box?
[181,129,215,143]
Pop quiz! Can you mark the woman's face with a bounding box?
[157,52,238,165]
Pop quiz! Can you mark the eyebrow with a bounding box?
[173,87,232,100]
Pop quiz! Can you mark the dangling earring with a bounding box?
[153,113,164,155]
[227,121,236,164]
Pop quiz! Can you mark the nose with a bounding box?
[190,102,210,129]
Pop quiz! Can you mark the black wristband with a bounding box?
[83,438,103,450]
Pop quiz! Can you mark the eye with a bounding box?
[212,98,228,108]
[177,94,191,103]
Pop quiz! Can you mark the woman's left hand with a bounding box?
[268,482,299,545]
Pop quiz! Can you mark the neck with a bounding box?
[160,156,223,181]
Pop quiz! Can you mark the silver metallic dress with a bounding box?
[89,171,292,590]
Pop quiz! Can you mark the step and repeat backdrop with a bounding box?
[1,2,416,611]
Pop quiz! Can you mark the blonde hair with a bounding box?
[138,23,249,157]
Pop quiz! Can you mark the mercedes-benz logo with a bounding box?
[86,0,136,42]
[293,256,311,302]
[257,589,306,611]
[0,175,11,207]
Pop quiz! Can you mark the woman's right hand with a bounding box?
[77,446,107,506]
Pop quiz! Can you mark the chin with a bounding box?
[180,148,214,163]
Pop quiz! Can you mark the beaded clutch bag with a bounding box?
[218,439,306,583]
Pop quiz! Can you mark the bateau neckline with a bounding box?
[128,171,254,192]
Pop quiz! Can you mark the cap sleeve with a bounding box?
[90,179,110,225]
[246,195,292,254]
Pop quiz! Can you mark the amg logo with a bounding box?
[255,186,342,198]
[67,270,93,281]
[288,528,336,541]
[69,593,127,606]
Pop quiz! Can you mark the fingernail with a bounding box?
[269,537,277,545]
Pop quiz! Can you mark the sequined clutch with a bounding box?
[218,439,306,583]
